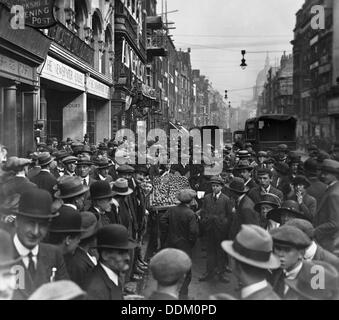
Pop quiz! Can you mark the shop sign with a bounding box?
[328,98,339,115]
[86,76,110,100]
[0,53,35,82]
[41,56,85,91]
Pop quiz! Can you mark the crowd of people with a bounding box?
[1,136,339,300]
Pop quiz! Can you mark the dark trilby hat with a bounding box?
[225,177,249,194]
[267,200,309,224]
[76,156,93,166]
[81,145,93,155]
[222,225,281,269]
[209,176,225,185]
[304,158,318,175]
[80,211,98,240]
[94,158,113,169]
[95,224,138,250]
[16,189,58,220]
[90,181,114,200]
[0,229,22,269]
[285,260,339,300]
[320,159,339,174]
[254,193,281,212]
[274,162,290,175]
[54,176,89,199]
[292,175,311,188]
[49,206,85,233]
[54,150,70,161]
[270,225,311,249]
[37,152,54,166]
[117,164,135,174]
[150,249,192,285]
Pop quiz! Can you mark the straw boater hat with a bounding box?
[233,160,253,172]
[111,178,133,196]
[221,224,281,269]
[254,193,281,212]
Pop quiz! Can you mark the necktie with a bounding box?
[83,179,88,186]
[27,252,36,279]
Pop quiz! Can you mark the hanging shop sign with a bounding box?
[122,38,145,81]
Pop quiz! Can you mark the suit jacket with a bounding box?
[307,177,326,207]
[288,193,317,223]
[245,178,258,190]
[88,206,119,227]
[30,171,57,196]
[82,176,98,210]
[247,185,284,205]
[243,284,281,300]
[314,243,339,270]
[27,166,41,180]
[85,265,123,300]
[92,171,114,184]
[66,247,96,290]
[274,175,292,198]
[159,204,199,256]
[12,243,69,300]
[200,193,232,238]
[315,181,339,252]
[1,176,37,197]
[148,291,178,300]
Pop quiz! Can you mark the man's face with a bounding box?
[291,163,299,174]
[77,165,90,178]
[16,216,49,250]
[240,169,251,181]
[211,183,222,194]
[97,198,112,212]
[74,194,86,211]
[99,168,109,178]
[49,160,57,170]
[258,156,266,164]
[294,184,306,195]
[135,173,145,185]
[0,268,16,300]
[258,174,272,188]
[273,245,303,271]
[104,249,130,274]
[319,171,337,185]
[66,162,76,173]
[260,204,274,219]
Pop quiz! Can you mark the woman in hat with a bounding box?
[254,193,281,231]
[159,189,199,299]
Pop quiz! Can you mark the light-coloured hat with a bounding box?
[111,178,133,196]
[221,225,281,269]
[29,281,86,300]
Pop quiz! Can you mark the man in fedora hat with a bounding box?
[30,152,57,196]
[54,176,89,213]
[303,158,326,206]
[287,175,317,223]
[66,211,99,290]
[226,177,257,240]
[285,260,339,300]
[148,249,192,300]
[89,181,117,227]
[0,229,22,300]
[62,156,78,177]
[51,150,70,179]
[254,193,281,231]
[233,160,257,190]
[247,168,284,205]
[76,156,97,187]
[85,224,138,300]
[221,225,281,300]
[92,158,114,183]
[272,162,292,198]
[285,219,339,270]
[199,176,232,283]
[159,189,199,299]
[269,225,312,299]
[314,159,339,252]
[11,189,69,300]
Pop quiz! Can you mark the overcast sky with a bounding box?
[158,0,305,107]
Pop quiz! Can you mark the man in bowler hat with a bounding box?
[11,189,69,300]
[148,249,192,300]
[221,225,281,300]
[85,224,138,300]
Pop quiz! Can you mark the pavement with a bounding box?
[140,238,239,300]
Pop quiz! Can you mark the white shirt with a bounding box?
[238,193,246,205]
[40,169,51,173]
[241,280,268,299]
[100,263,119,286]
[244,178,251,186]
[261,185,271,194]
[82,175,90,186]
[87,253,98,266]
[99,174,106,181]
[304,241,318,261]
[284,262,303,295]
[213,191,222,200]
[13,234,39,269]
[63,203,78,210]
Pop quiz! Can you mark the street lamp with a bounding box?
[240,50,247,70]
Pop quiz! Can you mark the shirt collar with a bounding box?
[214,191,222,199]
[238,193,246,204]
[40,169,50,173]
[284,262,303,280]
[241,280,268,299]
[304,241,317,261]
[16,172,26,178]
[13,234,39,257]
[261,185,271,193]
[100,262,119,286]
[63,203,77,210]
[99,174,106,181]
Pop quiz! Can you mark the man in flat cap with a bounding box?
[148,249,192,300]
[159,189,199,299]
[285,219,339,270]
[314,159,339,252]
[62,156,78,177]
[199,176,232,283]
[221,225,281,300]
[269,225,312,299]
[85,224,138,300]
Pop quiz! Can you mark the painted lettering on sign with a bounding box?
[0,54,34,80]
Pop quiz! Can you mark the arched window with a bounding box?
[104,27,113,76]
[74,0,89,39]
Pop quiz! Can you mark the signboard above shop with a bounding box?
[0,0,57,28]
